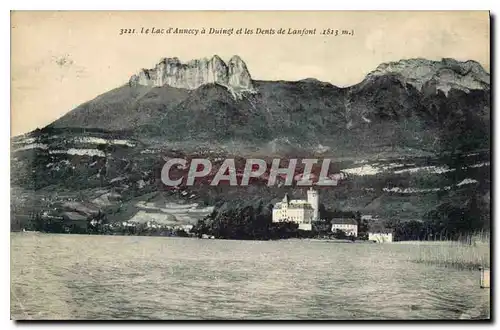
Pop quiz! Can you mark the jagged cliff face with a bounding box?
[129,55,255,92]
[368,58,490,95]
[228,56,253,90]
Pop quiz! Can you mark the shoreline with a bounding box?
[11,231,375,243]
[293,238,374,244]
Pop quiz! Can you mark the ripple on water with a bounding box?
[10,234,490,320]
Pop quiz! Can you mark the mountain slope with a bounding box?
[48,56,490,155]
[52,84,190,131]
[11,56,491,234]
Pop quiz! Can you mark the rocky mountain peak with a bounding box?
[129,55,255,93]
[367,58,490,95]
[228,55,253,90]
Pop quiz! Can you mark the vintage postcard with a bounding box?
[10,11,491,320]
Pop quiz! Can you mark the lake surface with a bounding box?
[10,233,490,320]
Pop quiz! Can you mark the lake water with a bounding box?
[10,233,490,320]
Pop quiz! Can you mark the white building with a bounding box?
[368,232,393,243]
[331,218,358,237]
[272,188,319,230]
[182,224,194,232]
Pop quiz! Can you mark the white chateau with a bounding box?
[272,188,319,230]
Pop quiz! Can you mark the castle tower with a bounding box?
[282,193,290,205]
[307,187,319,221]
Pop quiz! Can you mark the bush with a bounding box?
[332,229,347,239]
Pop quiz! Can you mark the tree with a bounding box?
[333,229,347,239]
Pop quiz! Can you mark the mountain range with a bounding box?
[48,55,490,156]
[11,55,491,231]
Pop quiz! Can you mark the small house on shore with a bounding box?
[368,232,393,243]
[367,220,393,243]
[331,218,358,237]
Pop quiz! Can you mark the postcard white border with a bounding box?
[2,0,496,329]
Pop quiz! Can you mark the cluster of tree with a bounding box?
[319,205,359,221]
[331,229,357,241]
[95,225,190,237]
[12,211,190,237]
[383,193,490,241]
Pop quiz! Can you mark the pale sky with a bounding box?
[11,11,490,136]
